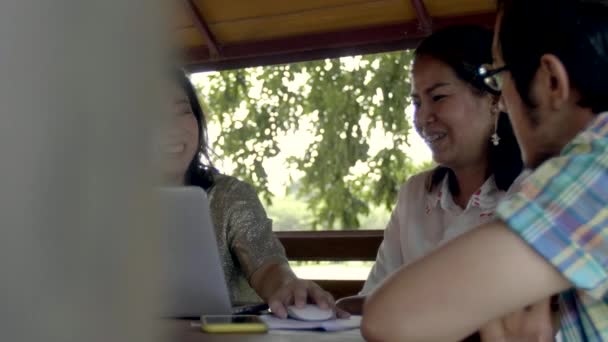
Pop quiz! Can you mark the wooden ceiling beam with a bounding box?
[182,0,221,58]
[183,12,495,72]
[410,0,433,35]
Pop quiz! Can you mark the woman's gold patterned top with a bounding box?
[207,174,288,305]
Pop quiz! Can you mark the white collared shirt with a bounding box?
[361,169,526,295]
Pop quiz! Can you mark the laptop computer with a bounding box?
[158,186,232,317]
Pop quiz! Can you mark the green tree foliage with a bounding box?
[198,51,430,229]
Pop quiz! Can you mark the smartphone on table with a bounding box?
[201,315,268,334]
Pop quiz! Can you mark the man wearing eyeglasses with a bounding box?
[361,1,608,341]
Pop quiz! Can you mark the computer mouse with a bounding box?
[286,304,335,321]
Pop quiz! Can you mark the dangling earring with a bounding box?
[491,107,500,146]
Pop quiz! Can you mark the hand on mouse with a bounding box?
[250,262,350,320]
[267,278,350,320]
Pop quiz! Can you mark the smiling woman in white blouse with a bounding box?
[337,25,525,314]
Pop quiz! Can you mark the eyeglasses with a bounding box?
[478,64,509,95]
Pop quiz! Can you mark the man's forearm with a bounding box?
[361,221,570,342]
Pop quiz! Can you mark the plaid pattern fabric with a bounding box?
[497,112,608,341]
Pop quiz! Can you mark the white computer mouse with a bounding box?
[286,304,335,321]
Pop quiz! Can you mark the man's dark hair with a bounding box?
[498,0,608,114]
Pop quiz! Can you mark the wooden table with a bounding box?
[171,319,365,342]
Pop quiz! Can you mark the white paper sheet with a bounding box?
[259,315,361,332]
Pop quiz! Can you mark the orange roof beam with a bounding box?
[410,0,433,35]
[182,0,221,58]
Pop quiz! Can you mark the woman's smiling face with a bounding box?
[161,83,200,182]
[412,55,495,170]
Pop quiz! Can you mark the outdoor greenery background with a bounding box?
[194,51,433,230]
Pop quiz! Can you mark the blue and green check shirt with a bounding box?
[497,112,608,341]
